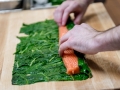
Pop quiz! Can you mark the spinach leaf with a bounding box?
[12,20,92,85]
[48,0,64,5]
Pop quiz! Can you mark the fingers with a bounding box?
[62,3,81,26]
[54,0,81,26]
[74,13,83,25]
[62,4,77,26]
[54,1,69,26]
[80,23,95,31]
[59,32,70,56]
[59,31,70,45]
[54,10,63,26]
[59,40,70,56]
[61,7,70,26]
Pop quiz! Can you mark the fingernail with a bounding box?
[74,21,80,25]
[74,22,78,25]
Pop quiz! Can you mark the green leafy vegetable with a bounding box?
[48,0,64,5]
[12,19,92,85]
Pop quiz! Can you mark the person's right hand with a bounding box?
[54,0,92,26]
[59,23,102,56]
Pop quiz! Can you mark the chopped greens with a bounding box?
[12,20,92,85]
[48,0,64,5]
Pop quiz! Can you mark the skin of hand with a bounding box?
[54,0,93,26]
[59,24,120,56]
[94,25,120,52]
[59,23,101,56]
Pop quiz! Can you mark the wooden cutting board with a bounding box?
[0,3,120,90]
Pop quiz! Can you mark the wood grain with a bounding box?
[104,0,120,25]
[0,3,120,90]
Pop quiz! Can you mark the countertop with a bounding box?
[0,2,120,90]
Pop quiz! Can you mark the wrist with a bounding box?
[109,26,120,50]
[94,26,120,52]
[75,0,92,8]
[92,31,104,53]
[93,31,109,52]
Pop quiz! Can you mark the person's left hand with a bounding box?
[54,0,91,26]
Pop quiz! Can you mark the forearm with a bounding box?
[95,25,120,52]
[75,0,94,7]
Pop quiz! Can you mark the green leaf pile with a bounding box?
[48,0,64,5]
[12,20,92,85]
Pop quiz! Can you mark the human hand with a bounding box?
[54,0,92,26]
[59,23,101,56]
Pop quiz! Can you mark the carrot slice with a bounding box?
[59,26,80,75]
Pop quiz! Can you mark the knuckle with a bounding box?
[56,6,64,12]
[64,9,70,14]
[72,1,78,5]
[71,1,80,8]
[56,8,63,12]
[81,23,86,25]
[81,23,90,27]
[73,25,80,29]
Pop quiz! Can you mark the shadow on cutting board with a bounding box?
[85,55,120,78]
[85,58,104,72]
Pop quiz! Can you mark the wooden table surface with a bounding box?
[0,3,120,90]
[92,0,120,25]
[104,0,120,25]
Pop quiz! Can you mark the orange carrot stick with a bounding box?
[59,26,80,75]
